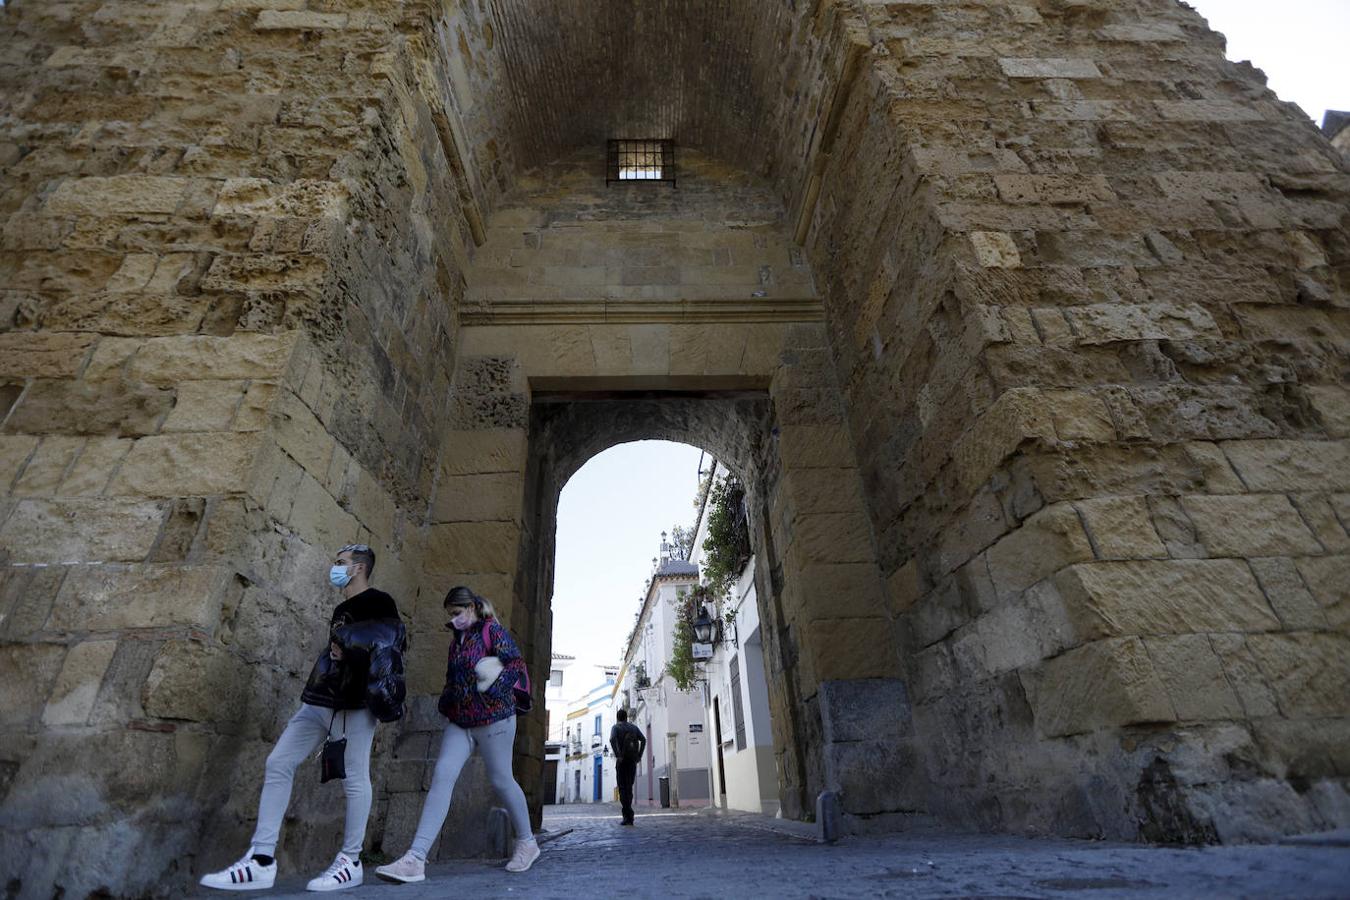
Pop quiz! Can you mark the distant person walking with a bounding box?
[610,709,647,826]
[200,544,406,892]
[376,586,540,883]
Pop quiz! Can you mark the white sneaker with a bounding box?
[375,851,426,884]
[305,853,363,892]
[504,839,540,873]
[199,848,276,891]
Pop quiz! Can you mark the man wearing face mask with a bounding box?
[200,544,405,893]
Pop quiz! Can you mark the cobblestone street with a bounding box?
[238,803,1350,899]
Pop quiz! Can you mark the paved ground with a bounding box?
[218,803,1350,899]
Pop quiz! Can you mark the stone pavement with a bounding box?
[208,803,1350,899]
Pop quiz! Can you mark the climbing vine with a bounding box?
[700,477,752,597]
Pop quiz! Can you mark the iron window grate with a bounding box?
[607,139,676,184]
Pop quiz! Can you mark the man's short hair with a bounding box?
[616,708,628,722]
[339,543,376,577]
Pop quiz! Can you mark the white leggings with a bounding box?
[251,703,378,857]
[409,715,533,859]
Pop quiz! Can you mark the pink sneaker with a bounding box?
[375,852,426,884]
[505,839,540,873]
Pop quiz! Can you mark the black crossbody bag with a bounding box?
[320,710,347,783]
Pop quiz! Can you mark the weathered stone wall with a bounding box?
[804,0,1350,840]
[0,1,475,895]
[465,150,815,320]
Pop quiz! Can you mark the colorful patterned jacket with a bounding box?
[436,617,529,728]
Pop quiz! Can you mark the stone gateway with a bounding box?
[0,0,1347,896]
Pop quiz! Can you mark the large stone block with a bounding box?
[438,428,528,476]
[790,511,875,565]
[48,564,227,632]
[41,639,118,726]
[42,175,191,216]
[214,178,348,219]
[0,498,165,563]
[805,617,899,681]
[1222,440,1350,492]
[431,472,523,523]
[162,381,248,433]
[121,334,298,385]
[11,436,82,497]
[352,471,398,541]
[948,387,1056,498]
[423,522,520,575]
[954,580,1077,680]
[285,473,360,555]
[776,424,855,469]
[1073,496,1167,560]
[1043,390,1116,442]
[0,435,40,492]
[0,333,97,378]
[1249,557,1328,631]
[1209,634,1280,718]
[1022,637,1175,737]
[270,391,334,478]
[999,58,1101,79]
[1063,303,1219,346]
[142,640,248,722]
[4,378,173,437]
[819,678,912,744]
[110,432,263,497]
[1143,634,1243,721]
[986,503,1094,601]
[1294,555,1350,632]
[1181,494,1323,558]
[1246,633,1350,718]
[793,563,888,620]
[0,643,66,728]
[1053,559,1281,638]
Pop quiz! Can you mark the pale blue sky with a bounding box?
[1188,0,1347,122]
[552,441,706,681]
[546,4,1347,687]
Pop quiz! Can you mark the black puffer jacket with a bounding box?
[301,617,408,721]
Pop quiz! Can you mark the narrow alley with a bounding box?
[239,804,1349,899]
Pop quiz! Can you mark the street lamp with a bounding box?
[692,605,716,644]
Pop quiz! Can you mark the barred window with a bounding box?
[607,139,676,184]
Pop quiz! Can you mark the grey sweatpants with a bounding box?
[251,703,378,857]
[409,715,533,859]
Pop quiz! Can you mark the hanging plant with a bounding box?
[700,477,752,597]
[665,584,714,691]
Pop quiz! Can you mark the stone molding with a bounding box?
[459,298,825,325]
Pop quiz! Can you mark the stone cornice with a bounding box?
[458,297,824,325]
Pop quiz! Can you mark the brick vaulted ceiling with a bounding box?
[430,0,862,209]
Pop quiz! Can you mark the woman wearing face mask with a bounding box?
[375,586,539,883]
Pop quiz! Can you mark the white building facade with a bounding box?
[556,669,619,804]
[614,538,710,809]
[542,653,575,805]
[689,463,779,816]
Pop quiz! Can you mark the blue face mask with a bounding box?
[329,565,353,588]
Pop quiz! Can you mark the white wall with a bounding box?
[557,673,618,804]
[690,463,779,815]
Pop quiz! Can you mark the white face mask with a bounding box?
[449,608,475,631]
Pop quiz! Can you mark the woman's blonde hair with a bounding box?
[444,585,496,620]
